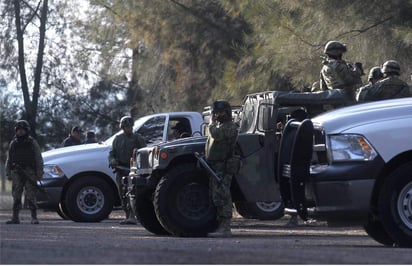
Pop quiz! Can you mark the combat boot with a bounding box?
[119,210,137,225]
[207,219,232,238]
[31,209,39,224]
[6,209,20,224]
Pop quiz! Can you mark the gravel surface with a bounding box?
[1,192,411,264]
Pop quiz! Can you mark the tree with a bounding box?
[12,0,49,136]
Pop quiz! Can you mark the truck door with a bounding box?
[234,101,282,202]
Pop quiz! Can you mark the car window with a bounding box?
[136,116,166,144]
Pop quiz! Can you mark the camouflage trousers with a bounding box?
[209,161,233,221]
[115,170,131,212]
[10,169,38,210]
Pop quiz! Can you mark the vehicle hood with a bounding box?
[42,143,114,178]
[312,98,412,133]
[158,136,207,149]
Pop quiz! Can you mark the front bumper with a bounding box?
[36,176,68,209]
[307,157,385,222]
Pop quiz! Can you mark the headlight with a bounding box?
[43,165,65,179]
[329,134,377,161]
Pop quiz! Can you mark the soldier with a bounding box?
[62,126,84,147]
[84,131,97,144]
[320,41,364,103]
[361,60,411,101]
[205,100,239,237]
[108,116,146,224]
[5,120,44,224]
[356,66,384,102]
[171,122,190,139]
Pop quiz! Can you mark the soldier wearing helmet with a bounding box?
[356,66,384,102]
[5,120,44,224]
[361,60,411,102]
[320,41,364,103]
[205,100,238,237]
[108,116,146,224]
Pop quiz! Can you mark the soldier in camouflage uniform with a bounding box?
[360,60,411,102]
[356,66,384,102]
[5,120,44,224]
[320,41,364,103]
[109,116,146,224]
[205,100,238,237]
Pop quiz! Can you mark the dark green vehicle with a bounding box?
[127,90,347,236]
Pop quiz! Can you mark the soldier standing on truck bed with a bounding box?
[205,100,239,238]
[5,120,44,224]
[320,41,364,103]
[109,116,146,225]
[356,66,384,102]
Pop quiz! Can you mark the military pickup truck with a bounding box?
[37,112,205,222]
[127,89,348,237]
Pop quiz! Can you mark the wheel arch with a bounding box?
[370,151,412,211]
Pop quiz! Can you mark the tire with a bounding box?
[235,201,284,220]
[135,189,169,235]
[154,163,217,237]
[364,214,394,246]
[56,202,71,220]
[378,162,412,247]
[64,176,114,222]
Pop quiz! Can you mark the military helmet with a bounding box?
[15,120,30,132]
[119,116,134,129]
[211,100,232,120]
[382,60,400,75]
[324,41,347,56]
[368,67,383,81]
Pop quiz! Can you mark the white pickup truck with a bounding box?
[37,112,205,222]
[279,97,412,247]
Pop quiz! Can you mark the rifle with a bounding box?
[13,164,48,196]
[194,152,222,183]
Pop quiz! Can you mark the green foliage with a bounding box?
[1,0,412,157]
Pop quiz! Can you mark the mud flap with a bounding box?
[289,119,313,220]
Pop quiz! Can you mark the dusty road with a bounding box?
[1,207,411,264]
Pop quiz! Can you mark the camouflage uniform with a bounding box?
[320,58,363,101]
[361,76,411,102]
[5,121,44,224]
[320,41,363,103]
[108,125,146,223]
[356,66,384,102]
[205,119,238,222]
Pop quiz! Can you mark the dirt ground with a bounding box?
[1,192,411,264]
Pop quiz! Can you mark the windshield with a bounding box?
[104,116,155,145]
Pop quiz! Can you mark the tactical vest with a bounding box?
[10,137,36,168]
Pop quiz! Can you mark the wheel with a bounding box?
[235,201,284,220]
[134,189,169,235]
[364,214,394,246]
[64,176,114,222]
[378,162,412,247]
[154,163,217,237]
[56,202,71,220]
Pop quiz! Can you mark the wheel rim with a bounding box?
[76,186,105,215]
[397,181,412,230]
[176,183,210,220]
[256,201,282,212]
